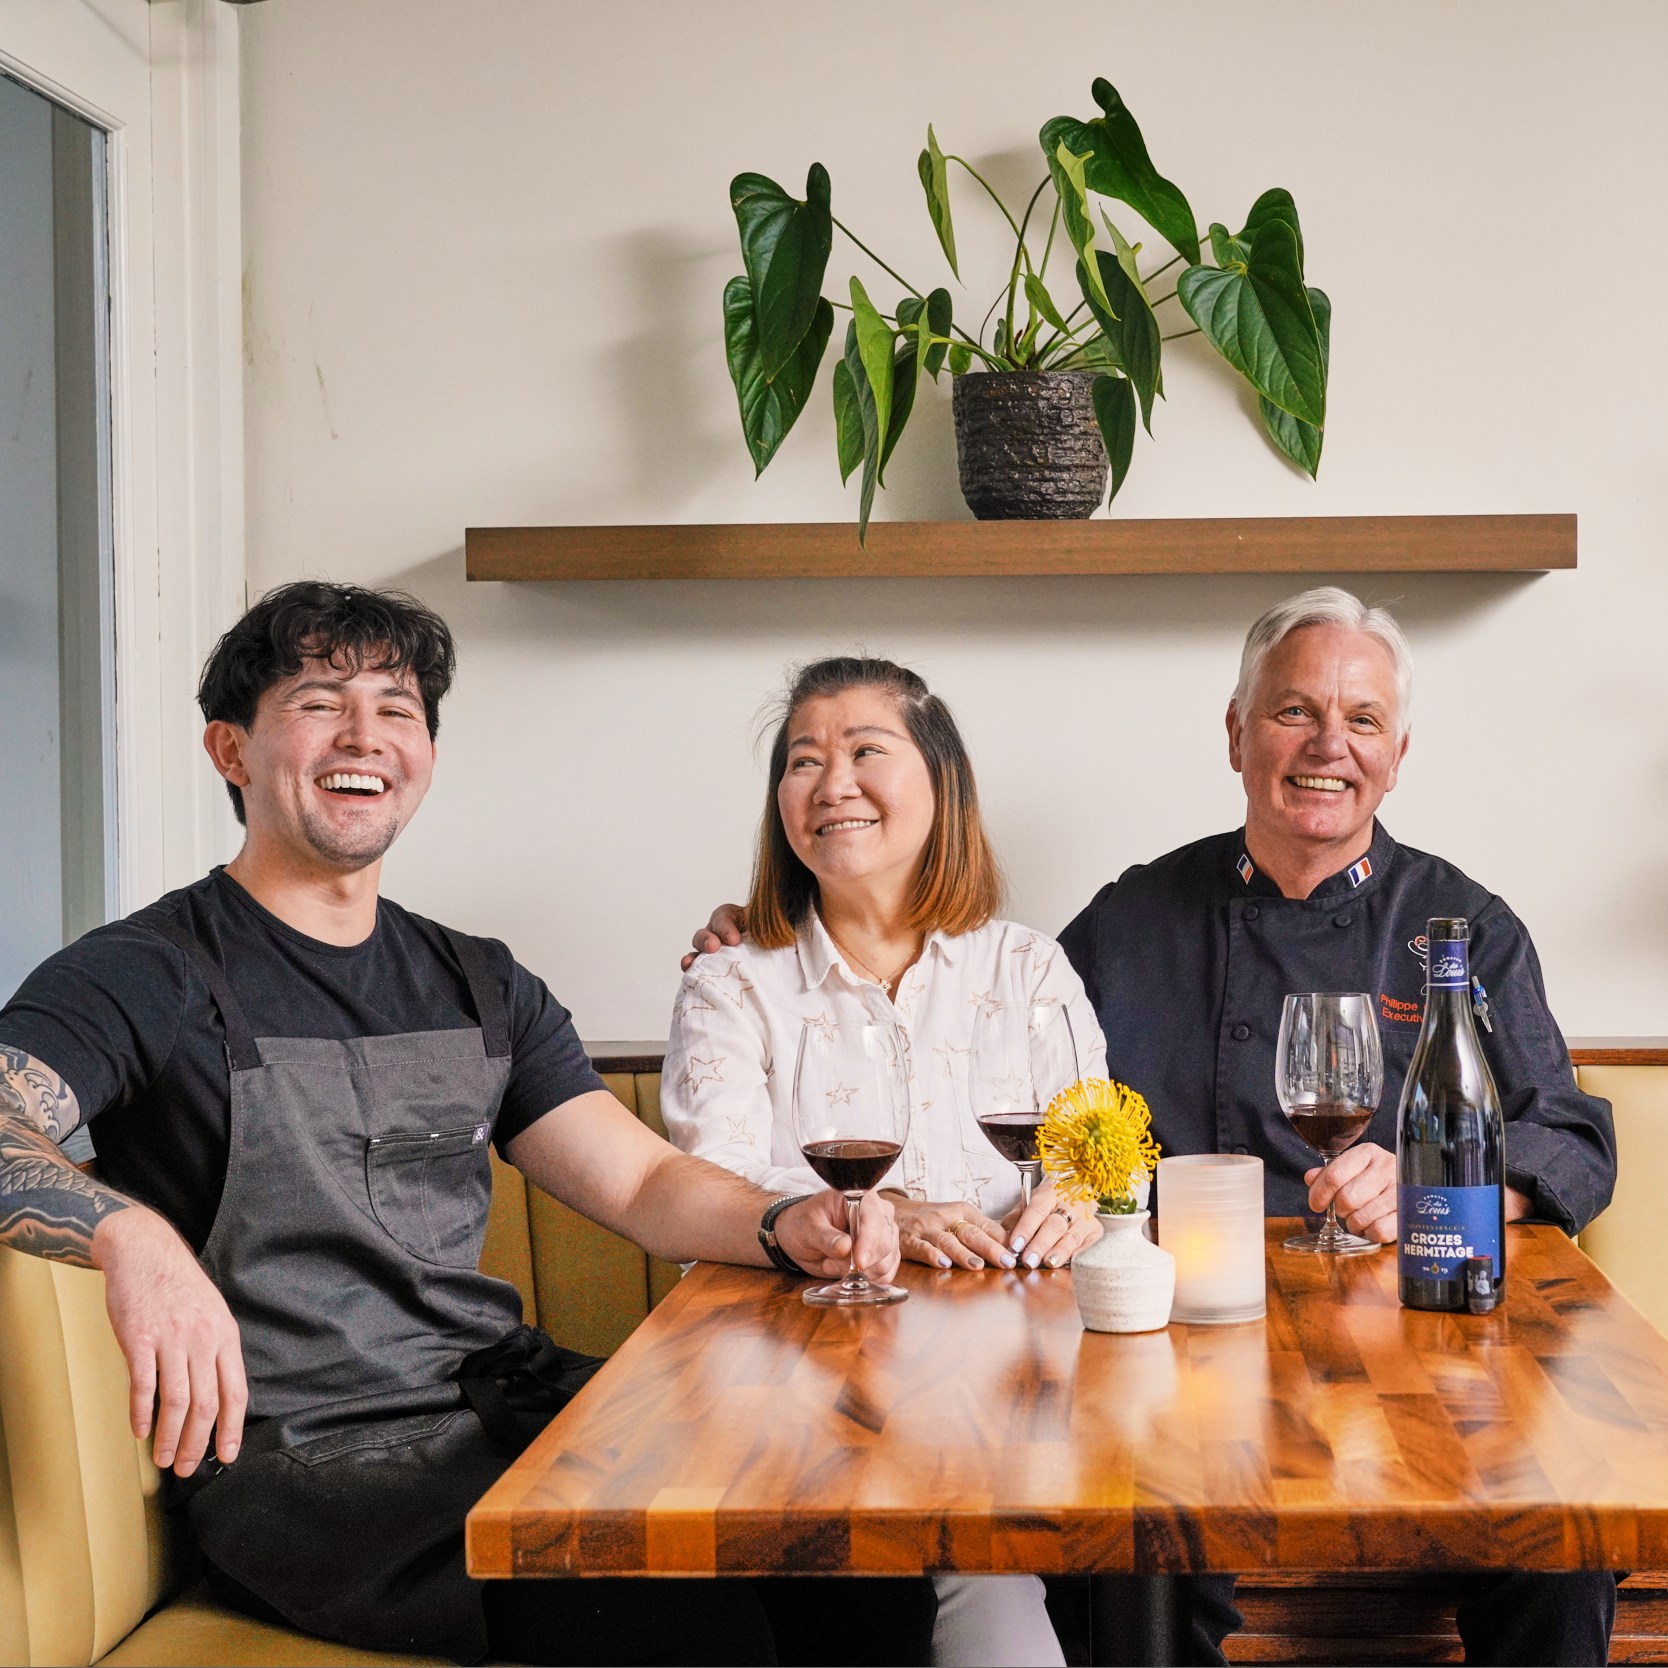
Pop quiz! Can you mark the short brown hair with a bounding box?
[746,656,1004,949]
[197,580,455,825]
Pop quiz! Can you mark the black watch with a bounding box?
[758,1193,812,1275]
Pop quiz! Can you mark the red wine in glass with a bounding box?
[1276,992,1384,1255]
[971,1003,1078,1212]
[802,1139,904,1193]
[976,1113,1044,1167]
[791,1019,911,1307]
[1285,1100,1375,1159]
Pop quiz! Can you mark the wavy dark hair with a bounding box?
[197,580,456,825]
[747,655,1004,948]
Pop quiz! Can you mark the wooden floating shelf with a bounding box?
[466,514,1576,583]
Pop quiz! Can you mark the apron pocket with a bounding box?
[366,1123,492,1267]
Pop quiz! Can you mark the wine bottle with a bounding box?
[1396,917,1506,1311]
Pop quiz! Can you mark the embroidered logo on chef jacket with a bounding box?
[1347,857,1373,887]
[1408,934,1428,965]
[1236,852,1254,884]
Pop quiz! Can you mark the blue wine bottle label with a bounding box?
[1426,939,1470,990]
[1399,1184,1501,1280]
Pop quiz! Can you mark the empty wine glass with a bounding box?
[970,1001,1079,1212]
[1276,992,1383,1255]
[791,1018,911,1307]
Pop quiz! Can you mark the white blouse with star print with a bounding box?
[662,914,1109,1217]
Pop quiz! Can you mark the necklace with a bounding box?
[826,928,920,996]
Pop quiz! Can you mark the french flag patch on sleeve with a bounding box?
[1347,857,1373,888]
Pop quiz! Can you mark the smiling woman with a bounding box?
[663,654,1111,1668]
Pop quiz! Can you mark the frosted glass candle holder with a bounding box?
[1156,1154,1267,1325]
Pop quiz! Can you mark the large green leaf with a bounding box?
[723,277,833,475]
[1091,373,1137,502]
[848,277,895,459]
[1258,286,1329,477]
[1238,187,1303,269]
[924,287,952,379]
[1176,216,1324,425]
[832,359,863,484]
[1079,253,1161,434]
[947,341,972,376]
[1044,138,1112,314]
[917,126,959,279]
[1039,80,1200,266]
[881,321,921,479]
[841,322,882,544]
[729,165,833,381]
[1025,272,1070,334]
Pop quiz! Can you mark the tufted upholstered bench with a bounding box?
[2,1048,1665,1665]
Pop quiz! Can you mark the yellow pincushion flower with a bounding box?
[1037,1077,1161,1213]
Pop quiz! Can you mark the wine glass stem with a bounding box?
[842,1191,866,1288]
[1317,1156,1343,1246]
[1019,1164,1037,1212]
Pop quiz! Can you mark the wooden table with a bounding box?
[467,1222,1668,1579]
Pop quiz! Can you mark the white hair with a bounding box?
[1231,587,1413,734]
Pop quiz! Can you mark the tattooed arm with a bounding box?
[0,1041,247,1474]
[0,1043,130,1263]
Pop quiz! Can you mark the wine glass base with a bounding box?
[802,1279,909,1307]
[1283,1230,1380,1255]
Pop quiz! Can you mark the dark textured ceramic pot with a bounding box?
[951,370,1108,520]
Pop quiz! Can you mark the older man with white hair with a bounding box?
[1057,586,1617,1665]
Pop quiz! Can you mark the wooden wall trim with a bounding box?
[591,1040,1668,1072]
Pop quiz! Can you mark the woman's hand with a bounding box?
[1003,1181,1103,1269]
[888,1194,1016,1270]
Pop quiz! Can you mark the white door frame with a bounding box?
[0,0,245,914]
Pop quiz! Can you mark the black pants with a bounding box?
[485,1572,937,1667]
[191,1390,937,1667]
[1101,1571,1617,1667]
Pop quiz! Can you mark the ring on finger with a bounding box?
[1050,1206,1072,1222]
[946,1219,972,1237]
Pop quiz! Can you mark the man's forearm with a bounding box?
[628,1148,774,1267]
[0,1114,131,1265]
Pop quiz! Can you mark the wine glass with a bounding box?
[970,1001,1079,1213]
[1276,992,1384,1255]
[791,1018,911,1307]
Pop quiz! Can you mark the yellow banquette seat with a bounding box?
[1,1051,1662,1666]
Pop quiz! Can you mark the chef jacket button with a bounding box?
[1333,913,1353,927]
[1231,1144,1249,1155]
[1231,1023,1251,1041]
[1244,905,1260,921]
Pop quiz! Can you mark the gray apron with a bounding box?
[144,916,597,1664]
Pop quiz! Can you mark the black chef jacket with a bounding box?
[1057,821,1616,1233]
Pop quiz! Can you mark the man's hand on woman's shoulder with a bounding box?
[681,904,747,973]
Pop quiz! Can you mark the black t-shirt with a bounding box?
[0,868,605,1249]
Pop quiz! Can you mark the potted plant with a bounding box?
[1036,1076,1173,1332]
[723,77,1329,542]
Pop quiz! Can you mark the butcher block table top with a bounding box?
[467,1222,1668,1578]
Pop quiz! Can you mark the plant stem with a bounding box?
[1161,327,1201,341]
[833,216,986,351]
[945,156,1026,245]
[1003,179,1053,360]
[1148,289,1179,308]
[832,217,923,301]
[1142,250,1186,285]
[1037,195,1061,283]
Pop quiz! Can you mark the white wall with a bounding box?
[235,0,1668,1039]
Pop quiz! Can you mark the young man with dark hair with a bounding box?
[0,580,934,1666]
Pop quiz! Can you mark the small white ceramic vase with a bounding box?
[1070,1210,1175,1333]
